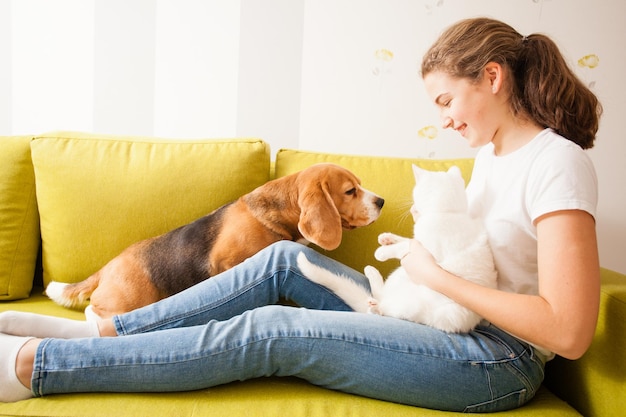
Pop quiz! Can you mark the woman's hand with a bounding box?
[399,239,442,288]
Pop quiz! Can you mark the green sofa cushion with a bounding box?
[274,149,474,277]
[0,375,579,417]
[0,136,40,300]
[30,132,270,286]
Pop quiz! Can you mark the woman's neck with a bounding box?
[492,118,544,156]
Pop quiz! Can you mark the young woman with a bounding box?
[1,17,601,412]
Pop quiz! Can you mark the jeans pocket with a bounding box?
[463,388,528,413]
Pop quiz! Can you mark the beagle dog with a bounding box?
[46,163,384,319]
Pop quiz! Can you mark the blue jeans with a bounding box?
[31,241,545,412]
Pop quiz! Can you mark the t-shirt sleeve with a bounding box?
[525,144,598,222]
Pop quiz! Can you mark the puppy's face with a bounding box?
[320,165,384,229]
[297,163,384,250]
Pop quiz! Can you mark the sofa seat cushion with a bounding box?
[30,132,270,287]
[0,381,580,417]
[274,149,474,277]
[0,136,40,300]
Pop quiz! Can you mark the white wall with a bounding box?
[94,0,155,135]
[0,0,11,132]
[11,0,94,133]
[236,0,304,151]
[2,0,625,273]
[154,0,241,138]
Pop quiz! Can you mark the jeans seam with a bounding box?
[31,338,50,397]
[463,388,528,412]
[507,349,534,391]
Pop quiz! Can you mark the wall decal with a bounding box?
[372,48,394,76]
[578,54,600,88]
[418,125,438,140]
[424,0,444,14]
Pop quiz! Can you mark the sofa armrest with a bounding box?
[544,268,626,416]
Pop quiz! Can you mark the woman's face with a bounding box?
[423,69,503,149]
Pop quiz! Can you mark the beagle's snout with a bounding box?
[362,191,384,225]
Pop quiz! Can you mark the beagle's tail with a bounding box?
[45,275,99,310]
[296,252,371,313]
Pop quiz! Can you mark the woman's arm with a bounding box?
[401,209,600,359]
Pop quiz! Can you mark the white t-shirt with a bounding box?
[467,128,598,296]
[466,129,597,359]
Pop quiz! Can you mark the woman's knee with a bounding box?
[261,241,317,266]
[268,240,311,255]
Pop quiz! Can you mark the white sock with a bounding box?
[0,334,34,402]
[0,311,100,339]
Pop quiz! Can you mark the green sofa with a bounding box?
[1,132,624,417]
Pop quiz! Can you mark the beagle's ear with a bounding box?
[297,181,343,250]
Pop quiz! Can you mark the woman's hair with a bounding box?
[421,17,602,149]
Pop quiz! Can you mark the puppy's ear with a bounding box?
[297,180,343,250]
